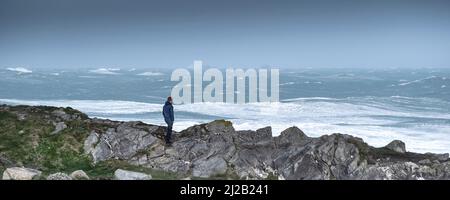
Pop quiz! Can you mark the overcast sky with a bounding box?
[1,0,450,69]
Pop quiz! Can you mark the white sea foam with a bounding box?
[280,82,295,86]
[6,67,32,74]
[282,97,335,102]
[398,76,439,86]
[137,72,164,76]
[79,76,98,79]
[89,68,120,75]
[0,99,161,114]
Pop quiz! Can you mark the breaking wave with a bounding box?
[137,72,164,76]
[89,68,121,75]
[6,67,32,74]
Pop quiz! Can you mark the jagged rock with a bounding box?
[275,126,308,147]
[419,159,432,165]
[88,122,160,163]
[70,170,90,180]
[50,122,67,135]
[192,157,228,178]
[437,153,449,161]
[83,131,99,155]
[231,127,275,179]
[52,109,72,121]
[424,153,449,162]
[274,134,364,180]
[2,167,42,180]
[47,172,72,180]
[114,169,152,180]
[80,118,450,180]
[385,140,406,153]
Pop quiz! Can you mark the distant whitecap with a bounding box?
[137,72,164,76]
[6,67,32,74]
[89,68,120,75]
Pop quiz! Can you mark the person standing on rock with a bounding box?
[162,96,174,146]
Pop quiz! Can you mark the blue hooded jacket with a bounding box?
[162,101,174,124]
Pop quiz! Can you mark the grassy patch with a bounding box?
[83,160,182,180]
[0,111,16,121]
[31,136,92,173]
[63,107,88,120]
[0,165,5,176]
[346,137,370,165]
[0,109,91,175]
[211,119,233,127]
[265,172,278,180]
[192,168,241,180]
[367,147,430,163]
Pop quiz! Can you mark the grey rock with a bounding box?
[47,172,72,180]
[88,122,159,163]
[275,126,308,147]
[2,167,42,180]
[192,157,228,178]
[52,109,72,121]
[437,153,449,161]
[91,138,113,163]
[16,113,27,121]
[273,134,363,180]
[50,122,67,135]
[231,127,275,179]
[84,131,99,155]
[114,169,152,180]
[425,153,449,162]
[70,170,90,180]
[77,117,450,180]
[419,159,432,165]
[385,140,406,153]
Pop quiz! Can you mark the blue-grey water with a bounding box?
[1,67,449,153]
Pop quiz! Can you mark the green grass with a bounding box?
[346,137,370,165]
[0,110,91,174]
[83,160,182,180]
[63,107,88,120]
[0,111,44,166]
[265,172,279,180]
[211,119,233,127]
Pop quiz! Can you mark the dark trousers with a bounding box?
[165,121,173,143]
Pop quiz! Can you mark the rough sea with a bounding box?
[1,67,449,153]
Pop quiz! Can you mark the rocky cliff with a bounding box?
[1,105,449,180]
